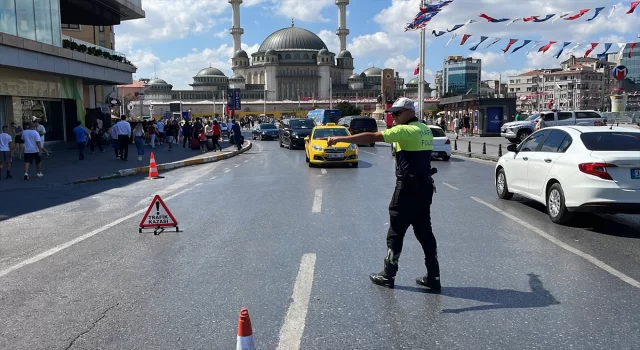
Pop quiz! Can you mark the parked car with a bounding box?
[495,126,640,224]
[279,118,315,149]
[501,110,607,144]
[252,123,279,140]
[337,116,378,146]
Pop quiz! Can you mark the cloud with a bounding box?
[317,30,341,53]
[384,55,434,84]
[349,32,416,57]
[469,51,507,67]
[270,0,335,22]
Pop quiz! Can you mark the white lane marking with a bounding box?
[235,164,240,167]
[360,150,376,155]
[471,196,640,289]
[320,169,327,175]
[224,169,231,173]
[0,187,195,279]
[442,182,460,190]
[276,253,317,350]
[312,190,322,213]
[244,160,249,163]
[209,176,217,180]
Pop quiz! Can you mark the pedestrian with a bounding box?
[326,97,440,290]
[21,122,44,180]
[231,120,242,150]
[11,121,24,160]
[0,125,13,179]
[133,123,145,161]
[73,121,90,160]
[115,115,131,160]
[34,118,50,156]
[212,120,223,151]
[165,120,179,151]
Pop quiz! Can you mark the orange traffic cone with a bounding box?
[145,152,164,179]
[236,308,256,350]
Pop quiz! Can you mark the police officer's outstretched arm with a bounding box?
[326,131,385,146]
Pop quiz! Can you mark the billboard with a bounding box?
[227,89,241,110]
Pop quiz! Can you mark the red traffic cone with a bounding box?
[145,152,164,179]
[236,308,256,350]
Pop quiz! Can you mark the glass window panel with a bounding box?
[0,0,18,36]
[34,0,53,44]
[15,0,36,40]
[50,0,60,46]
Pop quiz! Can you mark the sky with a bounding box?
[115,0,640,90]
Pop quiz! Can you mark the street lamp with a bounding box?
[263,89,275,116]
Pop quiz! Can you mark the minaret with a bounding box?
[335,0,349,52]
[229,0,244,53]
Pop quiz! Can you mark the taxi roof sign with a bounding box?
[325,123,336,126]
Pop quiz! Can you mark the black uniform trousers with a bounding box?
[386,175,437,266]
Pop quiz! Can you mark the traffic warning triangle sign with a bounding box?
[139,195,178,228]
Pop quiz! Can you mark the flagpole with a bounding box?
[419,27,425,119]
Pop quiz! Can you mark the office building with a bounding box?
[0,0,144,144]
[442,56,481,95]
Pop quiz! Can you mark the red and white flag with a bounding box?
[414,64,420,75]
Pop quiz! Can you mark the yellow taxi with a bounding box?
[304,123,359,168]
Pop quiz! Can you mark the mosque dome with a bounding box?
[195,67,227,77]
[338,50,352,58]
[258,26,328,52]
[362,67,383,76]
[233,50,248,58]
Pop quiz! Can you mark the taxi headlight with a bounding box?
[312,145,323,151]
[347,144,357,151]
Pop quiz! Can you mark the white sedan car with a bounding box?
[429,126,451,161]
[495,126,640,224]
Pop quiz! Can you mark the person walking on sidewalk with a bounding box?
[89,122,104,153]
[231,120,242,151]
[0,126,13,179]
[34,119,50,157]
[133,123,145,161]
[212,120,223,151]
[73,121,90,160]
[21,122,44,180]
[326,97,441,290]
[115,116,131,161]
[165,120,179,151]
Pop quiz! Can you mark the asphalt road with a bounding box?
[1,133,639,349]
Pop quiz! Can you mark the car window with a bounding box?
[519,130,549,152]
[351,119,377,128]
[313,128,349,139]
[429,128,446,137]
[580,132,640,151]
[558,134,573,152]
[290,119,315,129]
[540,130,570,152]
[260,124,277,129]
[542,113,555,122]
[576,111,602,119]
[557,112,572,120]
[524,114,539,121]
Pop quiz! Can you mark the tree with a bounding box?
[336,101,362,117]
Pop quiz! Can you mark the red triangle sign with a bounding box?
[139,195,178,228]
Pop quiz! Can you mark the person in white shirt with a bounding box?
[156,120,165,144]
[21,122,44,180]
[0,125,13,179]
[115,116,132,160]
[34,119,50,156]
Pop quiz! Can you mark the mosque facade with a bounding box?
[129,0,433,118]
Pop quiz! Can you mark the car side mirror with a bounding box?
[304,136,310,142]
[507,144,518,153]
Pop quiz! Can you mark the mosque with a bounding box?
[128,0,433,119]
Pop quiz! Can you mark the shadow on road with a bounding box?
[395,273,560,314]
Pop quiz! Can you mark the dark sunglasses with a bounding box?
[392,110,406,117]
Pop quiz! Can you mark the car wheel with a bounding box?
[547,183,573,225]
[442,155,450,161]
[517,130,531,143]
[369,143,375,147]
[305,153,309,163]
[496,168,514,200]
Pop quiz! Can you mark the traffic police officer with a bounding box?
[327,97,440,290]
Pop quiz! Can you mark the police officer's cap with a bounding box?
[385,97,416,113]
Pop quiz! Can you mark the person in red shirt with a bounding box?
[211,120,223,151]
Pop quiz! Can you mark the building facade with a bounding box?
[0,0,144,143]
[62,24,115,50]
[442,56,481,95]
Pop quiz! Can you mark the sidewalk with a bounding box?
[0,138,242,191]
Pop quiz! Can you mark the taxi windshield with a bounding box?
[313,128,349,139]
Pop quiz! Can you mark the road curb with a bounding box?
[68,141,253,185]
[452,150,499,162]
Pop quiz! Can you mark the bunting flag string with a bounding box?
[586,7,605,21]
[626,1,640,14]
[608,4,620,18]
[404,0,454,31]
[429,28,638,60]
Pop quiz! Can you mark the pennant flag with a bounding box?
[608,4,620,18]
[502,39,518,53]
[538,41,557,53]
[552,12,572,23]
[448,24,464,32]
[629,43,637,58]
[532,14,555,22]
[445,33,458,46]
[564,9,590,20]
[627,1,640,14]
[485,38,502,48]
[420,0,452,13]
[584,42,599,57]
[598,43,613,56]
[479,14,510,23]
[566,42,583,55]
[618,43,627,57]
[586,7,605,21]
[525,41,542,55]
[414,64,420,76]
[469,36,489,51]
[553,42,572,58]
[505,18,522,25]
[432,30,446,37]
[511,40,531,53]
[460,34,472,45]
[523,16,537,22]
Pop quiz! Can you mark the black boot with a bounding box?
[369,260,398,288]
[416,261,441,290]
